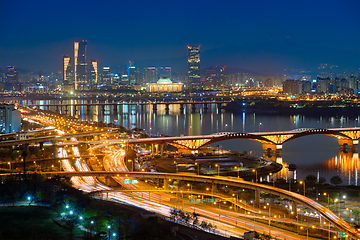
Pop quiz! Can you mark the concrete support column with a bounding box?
[255,189,260,208]
[39,142,44,150]
[113,104,117,112]
[338,139,357,152]
[262,143,282,156]
[212,183,217,194]
[292,201,297,217]
[165,103,170,114]
[65,105,68,114]
[152,104,157,113]
[87,105,91,113]
[56,105,59,113]
[160,144,164,156]
[217,103,222,111]
[151,144,155,156]
[191,103,196,113]
[163,179,168,190]
[180,103,184,114]
[73,106,77,116]
[203,103,208,112]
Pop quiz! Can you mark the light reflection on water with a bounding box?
[26,99,360,185]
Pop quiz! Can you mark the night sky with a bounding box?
[0,0,359,73]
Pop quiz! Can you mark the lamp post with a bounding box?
[234,166,239,178]
[7,162,11,170]
[259,122,262,132]
[215,164,220,176]
[264,203,271,237]
[324,192,329,209]
[300,226,308,240]
[107,225,111,240]
[252,169,257,183]
[195,162,200,175]
[299,181,306,196]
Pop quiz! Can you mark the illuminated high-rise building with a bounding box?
[74,40,88,90]
[6,66,18,83]
[89,60,98,89]
[220,65,227,85]
[144,67,157,83]
[62,55,72,83]
[102,67,111,86]
[128,61,137,85]
[187,45,200,84]
[5,66,20,91]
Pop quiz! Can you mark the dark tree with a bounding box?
[330,176,343,186]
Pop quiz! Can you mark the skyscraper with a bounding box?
[128,61,137,85]
[143,67,157,83]
[74,40,88,90]
[5,66,20,91]
[6,66,18,83]
[102,67,111,86]
[62,55,72,91]
[187,45,200,84]
[89,60,98,89]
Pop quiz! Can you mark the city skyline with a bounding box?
[0,0,359,74]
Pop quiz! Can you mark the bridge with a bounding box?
[46,171,360,239]
[0,129,119,147]
[17,98,231,114]
[125,128,360,154]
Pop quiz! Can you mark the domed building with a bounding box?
[146,77,184,92]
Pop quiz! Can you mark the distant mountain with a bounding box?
[131,40,360,75]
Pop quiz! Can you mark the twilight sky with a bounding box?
[0,0,359,74]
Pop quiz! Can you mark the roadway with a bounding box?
[48,170,360,239]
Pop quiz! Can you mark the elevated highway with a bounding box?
[0,129,119,147]
[47,171,360,239]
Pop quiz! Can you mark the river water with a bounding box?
[25,100,360,185]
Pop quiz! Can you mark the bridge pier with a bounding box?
[203,103,208,113]
[87,105,91,114]
[217,103,222,111]
[262,143,282,156]
[151,144,155,156]
[163,179,168,190]
[338,139,357,152]
[152,104,157,113]
[113,104,117,113]
[64,105,68,114]
[191,103,196,113]
[291,201,297,218]
[165,103,170,115]
[160,144,164,156]
[55,105,59,113]
[73,106,77,116]
[180,103,184,114]
[39,142,44,150]
[255,189,260,208]
[101,105,105,113]
[211,183,217,195]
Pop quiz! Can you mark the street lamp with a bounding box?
[7,162,11,170]
[252,169,257,183]
[195,162,200,175]
[259,122,262,132]
[299,181,306,196]
[300,226,309,240]
[264,203,271,237]
[215,164,220,176]
[324,193,329,209]
[234,166,239,178]
[107,225,111,240]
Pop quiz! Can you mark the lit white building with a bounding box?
[146,78,183,92]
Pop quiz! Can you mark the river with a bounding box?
[24,100,360,186]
